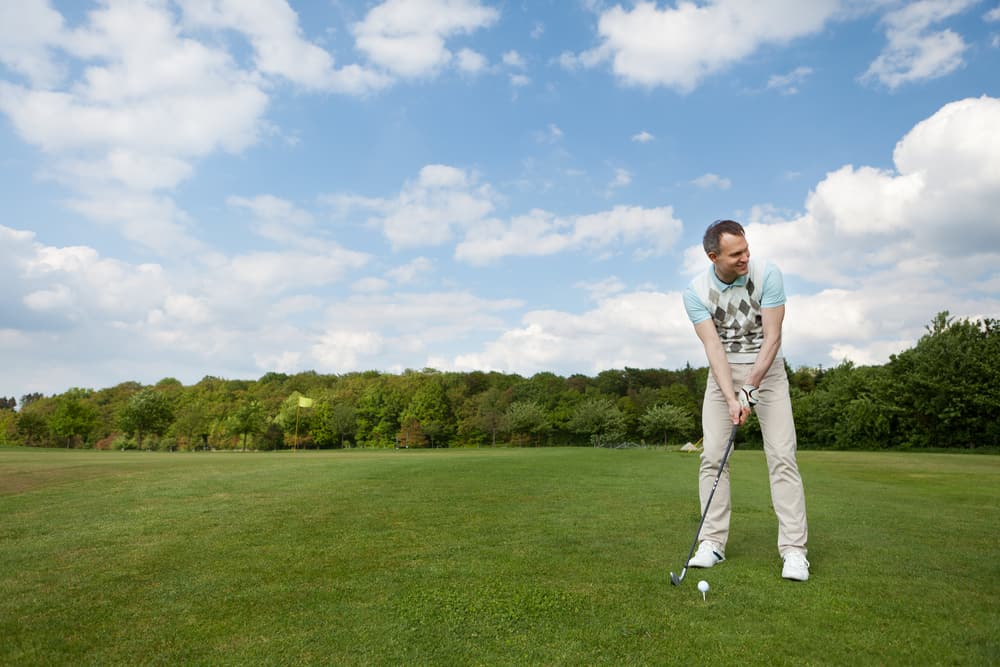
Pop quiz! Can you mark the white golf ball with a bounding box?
[697,580,710,593]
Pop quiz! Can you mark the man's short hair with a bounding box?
[703,219,745,255]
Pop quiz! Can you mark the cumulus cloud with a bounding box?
[436,290,702,375]
[330,164,497,249]
[0,1,66,87]
[607,167,632,191]
[452,95,1000,375]
[387,256,435,284]
[565,0,842,91]
[176,0,389,94]
[352,0,499,78]
[631,130,655,143]
[715,95,1000,363]
[766,65,814,94]
[456,205,683,264]
[691,173,732,190]
[455,47,488,73]
[502,50,526,68]
[862,0,977,89]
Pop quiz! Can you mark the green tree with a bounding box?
[312,402,357,449]
[170,397,212,450]
[118,388,175,450]
[356,376,409,448]
[568,396,626,447]
[400,375,453,448]
[228,399,267,451]
[50,388,100,448]
[20,392,43,409]
[640,403,694,446]
[471,386,510,447]
[884,312,1000,448]
[0,409,16,445]
[15,410,47,446]
[503,400,551,447]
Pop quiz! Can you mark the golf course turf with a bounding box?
[2,447,997,665]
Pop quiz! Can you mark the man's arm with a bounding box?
[693,319,749,425]
[746,304,784,388]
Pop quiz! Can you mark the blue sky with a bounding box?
[1,0,999,400]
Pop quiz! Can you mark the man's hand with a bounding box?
[737,384,759,410]
[727,396,750,425]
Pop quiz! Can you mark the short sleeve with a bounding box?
[760,262,786,308]
[683,285,712,324]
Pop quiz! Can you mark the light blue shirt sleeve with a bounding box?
[683,285,712,324]
[760,262,786,308]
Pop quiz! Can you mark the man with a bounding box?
[682,219,810,581]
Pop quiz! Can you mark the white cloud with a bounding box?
[986,5,1000,21]
[568,0,843,91]
[227,194,325,249]
[631,130,655,143]
[536,124,563,143]
[502,50,526,68]
[352,0,499,78]
[387,256,434,284]
[226,249,369,294]
[509,73,531,87]
[691,173,732,190]
[65,191,205,256]
[862,0,977,89]
[608,167,632,191]
[0,0,65,87]
[456,204,683,264]
[358,165,498,249]
[177,0,389,94]
[766,65,814,94]
[455,47,487,73]
[0,2,273,256]
[575,276,627,301]
[686,95,1000,364]
[330,163,679,273]
[438,290,701,375]
[1,225,169,327]
[352,277,391,293]
[312,330,385,370]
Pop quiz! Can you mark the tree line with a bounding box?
[1,312,996,451]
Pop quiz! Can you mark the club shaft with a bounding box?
[675,423,738,579]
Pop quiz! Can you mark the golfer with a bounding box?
[682,219,810,581]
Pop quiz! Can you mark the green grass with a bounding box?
[1,447,998,666]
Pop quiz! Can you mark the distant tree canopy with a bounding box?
[4,312,997,451]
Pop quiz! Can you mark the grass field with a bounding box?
[1,446,998,666]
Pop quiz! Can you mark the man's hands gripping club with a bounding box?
[730,384,759,425]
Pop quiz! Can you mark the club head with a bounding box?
[669,571,683,586]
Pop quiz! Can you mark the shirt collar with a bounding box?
[711,267,749,291]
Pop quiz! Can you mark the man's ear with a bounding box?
[706,251,718,262]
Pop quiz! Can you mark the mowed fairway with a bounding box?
[2,447,998,666]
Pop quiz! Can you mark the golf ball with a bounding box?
[697,580,710,593]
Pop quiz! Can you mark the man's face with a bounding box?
[709,232,750,283]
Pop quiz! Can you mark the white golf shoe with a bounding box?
[688,541,725,568]
[781,550,810,581]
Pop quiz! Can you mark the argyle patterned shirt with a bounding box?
[683,260,786,363]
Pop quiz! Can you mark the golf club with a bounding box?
[670,422,739,586]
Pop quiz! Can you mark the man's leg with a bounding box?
[698,371,739,550]
[755,360,808,555]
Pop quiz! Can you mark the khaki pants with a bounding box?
[699,358,808,556]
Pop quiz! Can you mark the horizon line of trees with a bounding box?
[1,312,996,452]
